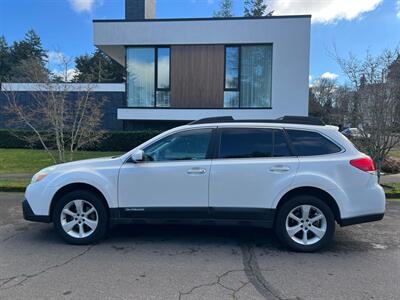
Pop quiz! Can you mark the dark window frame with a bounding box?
[224,46,241,92]
[126,46,171,108]
[223,44,273,109]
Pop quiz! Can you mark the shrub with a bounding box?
[0,129,162,152]
[0,130,35,148]
[382,157,400,174]
[93,130,161,151]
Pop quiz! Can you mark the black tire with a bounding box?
[274,195,335,252]
[52,190,108,245]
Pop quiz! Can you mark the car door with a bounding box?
[118,127,214,219]
[209,127,299,221]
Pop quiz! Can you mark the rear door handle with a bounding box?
[186,168,207,175]
[269,165,291,173]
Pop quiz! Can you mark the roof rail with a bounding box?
[188,115,325,126]
[276,116,325,125]
[188,116,234,125]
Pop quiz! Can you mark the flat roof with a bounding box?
[93,15,311,23]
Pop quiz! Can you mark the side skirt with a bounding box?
[109,207,275,228]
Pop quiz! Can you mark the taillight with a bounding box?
[350,157,376,173]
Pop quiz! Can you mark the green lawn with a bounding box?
[0,148,123,174]
[390,150,400,158]
[382,182,400,193]
[0,179,30,191]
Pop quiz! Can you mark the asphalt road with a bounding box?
[0,193,399,300]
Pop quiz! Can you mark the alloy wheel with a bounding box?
[60,199,98,239]
[285,204,327,246]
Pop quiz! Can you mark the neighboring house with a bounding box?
[93,0,311,130]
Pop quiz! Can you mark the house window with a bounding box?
[126,47,170,107]
[224,45,272,108]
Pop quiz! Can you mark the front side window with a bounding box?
[224,45,272,108]
[126,47,170,107]
[286,130,342,156]
[143,129,213,162]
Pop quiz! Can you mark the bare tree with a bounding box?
[3,53,106,163]
[310,77,337,124]
[337,48,400,181]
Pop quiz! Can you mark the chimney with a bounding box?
[125,0,156,20]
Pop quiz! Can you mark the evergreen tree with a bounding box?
[73,49,125,83]
[244,0,273,17]
[213,0,234,18]
[9,29,49,81]
[0,36,12,82]
[11,29,48,66]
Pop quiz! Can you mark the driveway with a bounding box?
[0,192,399,300]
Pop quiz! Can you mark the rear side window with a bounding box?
[286,130,341,156]
[218,128,291,159]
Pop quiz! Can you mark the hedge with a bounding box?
[0,129,162,152]
[95,130,161,151]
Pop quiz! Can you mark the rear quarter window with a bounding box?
[286,129,342,156]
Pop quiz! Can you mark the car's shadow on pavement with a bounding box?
[108,224,282,247]
[28,222,284,249]
[28,221,396,255]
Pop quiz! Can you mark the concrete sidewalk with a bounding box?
[381,173,400,184]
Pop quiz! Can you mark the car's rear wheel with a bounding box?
[275,195,335,252]
[53,190,108,245]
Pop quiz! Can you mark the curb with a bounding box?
[0,187,26,193]
[386,193,400,199]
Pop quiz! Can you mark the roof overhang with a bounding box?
[93,15,311,66]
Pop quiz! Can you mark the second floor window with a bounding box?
[224,45,273,108]
[127,47,170,108]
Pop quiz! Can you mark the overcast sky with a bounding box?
[0,0,399,84]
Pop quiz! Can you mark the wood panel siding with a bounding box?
[170,45,224,108]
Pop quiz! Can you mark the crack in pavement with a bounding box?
[240,243,285,300]
[0,245,94,290]
[178,269,250,300]
[1,232,20,243]
[240,243,301,300]
[178,242,297,300]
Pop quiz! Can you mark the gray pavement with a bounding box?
[381,173,400,184]
[0,192,399,300]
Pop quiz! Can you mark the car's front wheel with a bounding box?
[275,195,335,252]
[53,190,108,245]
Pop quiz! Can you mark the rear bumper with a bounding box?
[340,213,384,227]
[22,199,51,223]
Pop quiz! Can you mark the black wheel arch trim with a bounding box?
[22,199,51,223]
[49,183,110,220]
[340,213,384,226]
[275,186,342,224]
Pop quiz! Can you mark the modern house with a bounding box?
[93,0,311,130]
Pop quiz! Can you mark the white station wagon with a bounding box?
[23,116,385,252]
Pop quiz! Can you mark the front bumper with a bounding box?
[340,213,384,227]
[22,199,51,223]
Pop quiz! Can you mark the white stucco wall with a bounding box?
[94,16,311,120]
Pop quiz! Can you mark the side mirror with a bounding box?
[131,150,144,163]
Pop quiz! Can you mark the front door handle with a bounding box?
[269,165,291,173]
[186,168,207,175]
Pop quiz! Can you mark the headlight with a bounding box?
[31,166,56,184]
